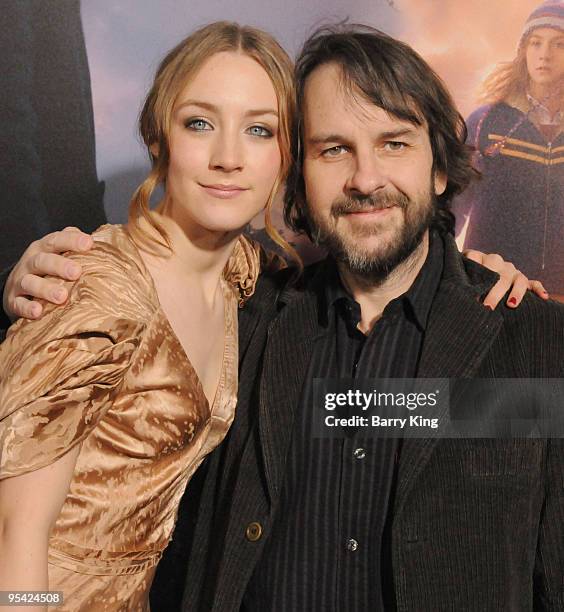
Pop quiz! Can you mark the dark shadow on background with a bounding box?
[103,167,151,224]
[0,0,106,270]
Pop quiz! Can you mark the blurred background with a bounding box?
[1,0,546,272]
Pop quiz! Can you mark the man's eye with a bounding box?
[384,141,406,151]
[186,119,212,131]
[322,145,347,157]
[247,125,273,138]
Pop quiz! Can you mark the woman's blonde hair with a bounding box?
[479,37,531,104]
[128,21,300,265]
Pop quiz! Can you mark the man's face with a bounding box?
[302,63,446,280]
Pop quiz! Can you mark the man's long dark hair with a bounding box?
[284,24,478,239]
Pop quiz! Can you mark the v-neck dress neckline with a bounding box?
[121,228,232,414]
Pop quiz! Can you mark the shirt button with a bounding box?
[245,521,263,542]
[353,447,366,460]
[346,538,359,552]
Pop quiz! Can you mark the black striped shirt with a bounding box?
[243,233,444,611]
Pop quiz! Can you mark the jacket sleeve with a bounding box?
[0,265,14,342]
[533,438,564,610]
[535,343,564,610]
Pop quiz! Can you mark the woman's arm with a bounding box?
[0,236,142,612]
[0,445,80,612]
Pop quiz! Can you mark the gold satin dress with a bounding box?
[0,224,262,611]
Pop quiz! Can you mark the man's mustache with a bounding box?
[331,193,409,217]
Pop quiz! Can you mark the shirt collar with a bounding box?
[526,92,564,126]
[322,230,444,331]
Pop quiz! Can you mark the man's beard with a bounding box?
[307,185,435,283]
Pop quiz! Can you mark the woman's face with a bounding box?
[526,27,564,89]
[165,51,282,234]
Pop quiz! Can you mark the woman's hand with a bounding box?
[464,249,549,309]
[3,228,93,321]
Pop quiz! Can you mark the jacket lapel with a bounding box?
[394,237,505,517]
[237,280,271,367]
[258,284,321,503]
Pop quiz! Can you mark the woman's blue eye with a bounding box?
[186,119,211,131]
[248,125,272,138]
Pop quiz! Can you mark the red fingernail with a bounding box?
[508,297,517,306]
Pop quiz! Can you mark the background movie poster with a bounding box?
[1,0,562,295]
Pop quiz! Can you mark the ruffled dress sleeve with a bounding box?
[0,235,147,479]
[223,234,288,306]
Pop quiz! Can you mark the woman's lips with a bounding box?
[200,183,249,199]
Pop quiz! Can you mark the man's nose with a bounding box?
[209,132,244,172]
[345,153,386,196]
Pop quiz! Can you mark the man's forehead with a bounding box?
[303,62,425,134]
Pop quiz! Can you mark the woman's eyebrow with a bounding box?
[176,99,278,118]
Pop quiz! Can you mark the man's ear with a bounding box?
[434,171,447,196]
[150,142,159,158]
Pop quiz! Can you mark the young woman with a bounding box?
[0,21,296,611]
[455,0,564,300]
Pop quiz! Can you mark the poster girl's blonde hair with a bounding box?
[479,34,535,104]
[128,21,299,264]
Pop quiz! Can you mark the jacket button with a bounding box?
[245,521,263,542]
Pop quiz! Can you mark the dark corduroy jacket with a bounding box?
[0,267,11,342]
[150,234,564,612]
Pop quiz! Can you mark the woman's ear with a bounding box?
[149,142,159,158]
